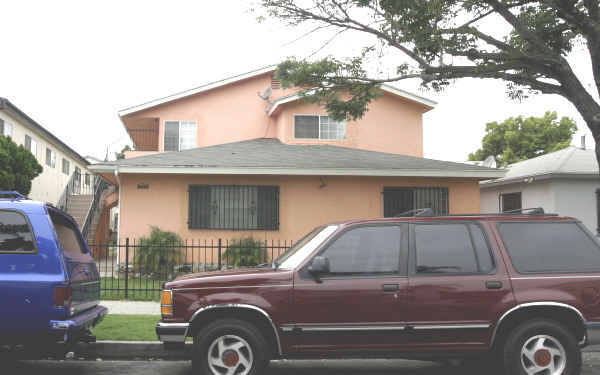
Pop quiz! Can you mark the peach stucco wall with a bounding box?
[123,73,279,153]
[277,94,424,156]
[118,173,480,242]
[122,73,429,157]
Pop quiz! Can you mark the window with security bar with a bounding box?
[383,187,449,217]
[188,185,279,230]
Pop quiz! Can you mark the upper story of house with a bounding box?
[119,67,436,159]
[0,98,90,204]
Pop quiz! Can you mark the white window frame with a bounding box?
[163,120,197,151]
[62,158,70,175]
[46,147,56,168]
[1,120,12,138]
[25,134,37,157]
[293,114,346,140]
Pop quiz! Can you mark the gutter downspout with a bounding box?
[114,167,122,263]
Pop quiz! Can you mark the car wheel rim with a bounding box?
[520,334,567,375]
[207,334,253,375]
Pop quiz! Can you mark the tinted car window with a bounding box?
[50,211,86,255]
[0,210,36,252]
[470,224,494,273]
[321,225,402,275]
[415,223,493,274]
[499,222,600,273]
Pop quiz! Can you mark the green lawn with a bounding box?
[100,277,165,301]
[95,314,160,341]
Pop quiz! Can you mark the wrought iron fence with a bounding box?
[89,238,293,300]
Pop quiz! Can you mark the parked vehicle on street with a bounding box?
[0,191,107,350]
[157,208,600,375]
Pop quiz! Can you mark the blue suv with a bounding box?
[0,192,107,348]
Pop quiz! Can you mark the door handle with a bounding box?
[486,281,503,289]
[382,283,400,292]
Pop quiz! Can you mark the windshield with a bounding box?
[276,225,338,270]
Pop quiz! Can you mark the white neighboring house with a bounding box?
[0,97,90,205]
[480,145,600,233]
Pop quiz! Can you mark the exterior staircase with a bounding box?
[57,173,111,244]
[66,194,94,228]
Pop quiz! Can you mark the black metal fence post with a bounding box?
[125,238,129,299]
[218,239,222,270]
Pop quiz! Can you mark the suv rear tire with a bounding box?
[192,318,269,375]
[502,318,581,375]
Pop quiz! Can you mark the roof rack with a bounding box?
[395,208,435,217]
[502,207,546,215]
[0,191,27,200]
[393,207,556,217]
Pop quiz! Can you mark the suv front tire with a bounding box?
[192,318,270,375]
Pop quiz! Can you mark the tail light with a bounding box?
[161,290,174,318]
[54,286,72,308]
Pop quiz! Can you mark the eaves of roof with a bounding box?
[89,164,504,179]
[117,66,277,117]
[267,84,437,116]
[480,171,599,188]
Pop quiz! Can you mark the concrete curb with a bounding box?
[73,341,193,360]
[68,341,600,360]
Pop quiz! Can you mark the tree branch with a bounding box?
[306,27,349,58]
[280,25,333,47]
[484,0,555,54]
[271,1,433,68]
[547,0,599,37]
[434,68,566,95]
[583,0,600,22]
[547,0,600,98]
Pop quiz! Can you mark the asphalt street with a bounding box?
[3,355,600,375]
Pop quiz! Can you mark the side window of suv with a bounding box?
[414,223,494,275]
[499,221,600,273]
[318,225,404,276]
[0,210,37,253]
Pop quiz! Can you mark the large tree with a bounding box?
[0,135,43,195]
[258,0,600,164]
[468,111,577,165]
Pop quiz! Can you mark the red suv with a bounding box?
[156,209,600,375]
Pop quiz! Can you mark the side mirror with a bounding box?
[308,256,330,282]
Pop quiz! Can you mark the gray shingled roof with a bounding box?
[481,146,598,187]
[89,138,504,178]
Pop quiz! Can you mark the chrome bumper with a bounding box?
[156,322,189,343]
[50,305,108,332]
[49,305,108,342]
[585,322,600,346]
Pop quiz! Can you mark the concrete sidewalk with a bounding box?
[101,301,159,315]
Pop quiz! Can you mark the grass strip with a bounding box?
[94,314,160,341]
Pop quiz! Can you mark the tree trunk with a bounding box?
[559,71,600,172]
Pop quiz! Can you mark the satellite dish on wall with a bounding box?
[258,87,272,100]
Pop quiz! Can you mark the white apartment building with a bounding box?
[0,97,90,204]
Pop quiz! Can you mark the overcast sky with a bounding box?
[1,0,596,162]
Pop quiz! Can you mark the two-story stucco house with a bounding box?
[90,66,503,241]
[0,97,90,205]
